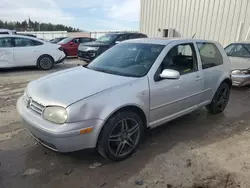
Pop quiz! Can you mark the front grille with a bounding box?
[23,93,45,115]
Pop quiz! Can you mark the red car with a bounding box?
[58,37,95,57]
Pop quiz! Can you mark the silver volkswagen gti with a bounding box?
[17,38,232,161]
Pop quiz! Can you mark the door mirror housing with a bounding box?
[160,69,180,79]
[69,41,74,45]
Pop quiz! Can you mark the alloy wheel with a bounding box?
[108,118,140,157]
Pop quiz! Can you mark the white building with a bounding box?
[140,0,250,46]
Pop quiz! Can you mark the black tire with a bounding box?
[97,111,144,161]
[206,82,230,114]
[37,55,54,70]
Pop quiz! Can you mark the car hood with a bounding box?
[26,67,137,107]
[229,57,250,70]
[81,41,110,47]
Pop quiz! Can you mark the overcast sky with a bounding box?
[0,0,140,31]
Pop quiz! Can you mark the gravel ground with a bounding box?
[0,59,250,188]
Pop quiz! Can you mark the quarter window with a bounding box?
[197,42,223,69]
[158,43,198,75]
[225,44,250,58]
[0,37,13,48]
[14,38,43,47]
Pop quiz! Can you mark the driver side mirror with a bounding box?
[69,41,74,45]
[160,69,180,79]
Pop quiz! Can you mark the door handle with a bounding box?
[196,76,202,81]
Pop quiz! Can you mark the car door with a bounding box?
[149,42,203,128]
[196,42,225,103]
[68,38,80,56]
[13,37,43,66]
[0,37,14,68]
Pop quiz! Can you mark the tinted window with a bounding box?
[225,44,250,57]
[87,43,165,77]
[96,34,118,43]
[14,38,43,47]
[116,35,128,42]
[79,38,91,43]
[128,34,138,39]
[197,42,223,69]
[58,37,74,44]
[0,32,9,35]
[159,43,198,75]
[0,37,13,48]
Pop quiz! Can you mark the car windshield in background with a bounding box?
[87,43,165,77]
[95,34,118,43]
[225,44,250,58]
[58,37,73,44]
[52,38,64,43]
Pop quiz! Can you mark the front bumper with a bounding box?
[55,55,66,64]
[16,97,104,152]
[231,74,250,87]
[77,50,98,62]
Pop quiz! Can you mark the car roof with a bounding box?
[123,38,220,45]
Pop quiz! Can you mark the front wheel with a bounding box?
[37,55,54,70]
[206,82,230,114]
[97,111,144,161]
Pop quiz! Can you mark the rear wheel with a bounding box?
[206,83,230,114]
[37,55,54,70]
[97,111,144,161]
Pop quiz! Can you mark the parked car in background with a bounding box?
[0,35,65,70]
[225,42,250,86]
[58,37,95,57]
[17,38,231,161]
[0,29,17,35]
[78,32,147,62]
[50,37,66,44]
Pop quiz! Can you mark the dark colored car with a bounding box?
[58,37,95,57]
[77,32,147,62]
[50,37,66,44]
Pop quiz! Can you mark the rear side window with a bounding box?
[79,38,92,43]
[0,37,13,48]
[14,38,43,47]
[197,42,223,69]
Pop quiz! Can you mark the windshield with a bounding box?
[58,37,73,44]
[87,43,165,77]
[96,34,118,43]
[225,44,250,57]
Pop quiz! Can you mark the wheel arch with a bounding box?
[37,54,55,64]
[96,105,148,147]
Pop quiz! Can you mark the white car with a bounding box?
[0,35,66,70]
[0,29,16,35]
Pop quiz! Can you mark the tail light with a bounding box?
[58,47,63,51]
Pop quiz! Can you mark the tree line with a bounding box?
[0,19,81,32]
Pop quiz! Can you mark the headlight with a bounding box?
[43,106,68,124]
[231,69,250,75]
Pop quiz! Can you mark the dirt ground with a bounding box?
[0,59,250,188]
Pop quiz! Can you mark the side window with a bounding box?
[197,42,223,69]
[79,38,91,43]
[14,38,43,47]
[73,38,80,43]
[159,43,198,75]
[0,37,13,48]
[128,34,138,39]
[116,35,128,42]
[225,44,250,57]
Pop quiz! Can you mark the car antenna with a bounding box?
[192,33,196,38]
